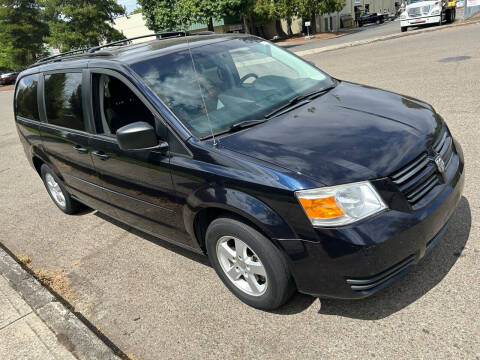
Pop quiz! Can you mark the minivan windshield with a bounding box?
[131,37,335,138]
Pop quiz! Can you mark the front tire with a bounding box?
[401,26,407,32]
[41,164,83,214]
[206,217,295,310]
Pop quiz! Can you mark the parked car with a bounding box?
[357,11,385,26]
[14,32,464,310]
[0,72,18,85]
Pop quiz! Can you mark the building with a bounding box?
[112,13,243,43]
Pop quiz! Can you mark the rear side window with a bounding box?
[44,72,85,131]
[15,75,39,121]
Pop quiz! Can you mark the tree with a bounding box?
[255,0,295,37]
[43,0,126,51]
[131,7,143,14]
[224,0,256,34]
[138,0,181,31]
[0,0,49,69]
[297,0,344,33]
[139,0,228,32]
[277,0,297,36]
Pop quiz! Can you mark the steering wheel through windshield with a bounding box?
[240,73,258,84]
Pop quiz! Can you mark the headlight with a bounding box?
[295,181,387,227]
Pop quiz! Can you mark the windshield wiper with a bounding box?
[229,119,267,131]
[200,119,267,140]
[264,85,336,119]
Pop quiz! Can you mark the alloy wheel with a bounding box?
[216,236,268,296]
[45,173,66,208]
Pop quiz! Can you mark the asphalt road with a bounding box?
[1,23,479,360]
[281,7,465,53]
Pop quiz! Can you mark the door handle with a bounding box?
[92,151,110,160]
[73,145,88,154]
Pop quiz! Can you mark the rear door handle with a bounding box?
[73,145,88,154]
[92,151,110,160]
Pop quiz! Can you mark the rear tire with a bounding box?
[41,164,83,214]
[206,217,296,310]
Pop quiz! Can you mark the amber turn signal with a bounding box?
[297,196,345,219]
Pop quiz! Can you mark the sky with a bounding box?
[117,0,139,13]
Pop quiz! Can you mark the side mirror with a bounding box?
[116,121,168,151]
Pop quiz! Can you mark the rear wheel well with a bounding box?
[193,208,272,254]
[32,156,44,176]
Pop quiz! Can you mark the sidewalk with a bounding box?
[290,18,480,57]
[0,246,123,360]
[0,274,76,360]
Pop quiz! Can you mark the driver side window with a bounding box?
[92,74,156,136]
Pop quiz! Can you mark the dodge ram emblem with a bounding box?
[434,154,446,181]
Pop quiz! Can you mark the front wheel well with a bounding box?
[193,207,272,254]
[32,156,44,176]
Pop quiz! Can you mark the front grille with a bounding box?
[422,5,432,14]
[346,255,415,292]
[408,6,431,17]
[408,7,422,17]
[390,128,453,207]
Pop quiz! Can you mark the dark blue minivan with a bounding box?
[14,33,464,309]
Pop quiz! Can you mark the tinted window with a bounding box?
[44,73,85,131]
[92,74,155,135]
[15,75,39,121]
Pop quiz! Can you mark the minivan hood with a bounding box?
[220,81,442,186]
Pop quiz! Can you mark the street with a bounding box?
[280,7,464,53]
[0,23,479,359]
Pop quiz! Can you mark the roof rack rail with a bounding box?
[30,31,214,68]
[35,47,91,65]
[86,31,212,53]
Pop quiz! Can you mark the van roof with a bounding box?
[21,33,250,77]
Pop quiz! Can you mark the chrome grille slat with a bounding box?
[407,176,439,202]
[391,153,428,184]
[441,136,452,158]
[408,7,422,17]
[390,128,453,207]
[434,131,447,153]
[398,164,437,193]
[445,144,454,166]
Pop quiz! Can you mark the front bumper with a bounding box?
[279,141,464,299]
[401,15,440,27]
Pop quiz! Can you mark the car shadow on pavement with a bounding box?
[317,196,471,320]
[95,211,321,314]
[93,197,470,318]
[94,212,211,266]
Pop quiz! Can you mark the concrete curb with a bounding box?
[0,244,126,360]
[293,20,480,57]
